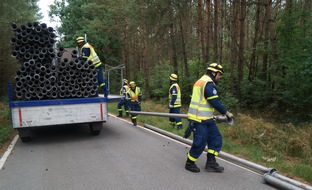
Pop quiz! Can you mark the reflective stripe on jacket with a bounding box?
[81,43,102,67]
[188,75,215,122]
[169,83,181,107]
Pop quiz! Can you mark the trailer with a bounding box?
[7,83,120,142]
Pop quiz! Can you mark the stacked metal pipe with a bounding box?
[11,22,98,100]
[57,59,98,98]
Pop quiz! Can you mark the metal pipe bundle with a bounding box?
[11,22,99,100]
[57,59,98,98]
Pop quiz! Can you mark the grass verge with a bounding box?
[0,97,14,150]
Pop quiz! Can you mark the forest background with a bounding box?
[0,0,311,183]
[1,0,311,122]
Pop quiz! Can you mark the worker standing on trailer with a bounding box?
[76,36,108,97]
[168,74,183,129]
[185,63,234,173]
[117,79,130,117]
[127,81,142,126]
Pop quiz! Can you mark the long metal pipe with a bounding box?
[263,173,307,190]
[130,111,188,118]
[129,111,234,125]
[269,171,312,190]
[131,111,311,190]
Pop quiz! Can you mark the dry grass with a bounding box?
[225,113,311,160]
[224,113,312,184]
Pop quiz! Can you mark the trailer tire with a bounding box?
[18,128,32,143]
[91,130,100,136]
[90,122,102,136]
[20,136,32,143]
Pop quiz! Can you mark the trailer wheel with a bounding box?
[17,128,32,143]
[20,136,32,143]
[89,122,103,136]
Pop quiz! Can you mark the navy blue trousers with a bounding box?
[130,101,141,119]
[169,107,182,128]
[118,99,129,111]
[188,119,222,159]
[96,65,108,97]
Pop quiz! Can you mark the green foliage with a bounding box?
[240,79,274,109]
[50,0,122,65]
[0,97,13,147]
[274,2,312,122]
[149,63,171,101]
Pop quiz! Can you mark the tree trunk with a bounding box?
[249,0,262,81]
[198,0,205,62]
[237,0,246,102]
[230,1,238,95]
[133,33,140,81]
[213,0,218,61]
[142,37,150,99]
[205,0,211,64]
[262,0,271,82]
[269,0,279,90]
[171,25,178,75]
[123,17,129,80]
[179,16,189,78]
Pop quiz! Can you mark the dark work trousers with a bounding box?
[189,119,222,159]
[130,101,141,119]
[118,99,129,112]
[169,107,182,128]
[96,65,108,97]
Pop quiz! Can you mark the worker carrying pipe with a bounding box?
[185,63,235,173]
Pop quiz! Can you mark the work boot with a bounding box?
[185,158,200,173]
[205,153,224,172]
[132,119,137,126]
[117,111,122,117]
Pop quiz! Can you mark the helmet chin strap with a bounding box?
[207,72,218,84]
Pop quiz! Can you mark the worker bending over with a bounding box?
[117,79,130,117]
[127,81,142,126]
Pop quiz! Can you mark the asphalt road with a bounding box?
[0,115,277,190]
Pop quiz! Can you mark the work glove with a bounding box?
[168,104,174,109]
[183,122,195,139]
[225,111,234,119]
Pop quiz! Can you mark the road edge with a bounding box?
[0,135,19,170]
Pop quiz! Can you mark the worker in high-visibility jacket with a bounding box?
[185,63,234,173]
[76,36,108,97]
[127,81,142,126]
[117,79,130,117]
[168,74,183,129]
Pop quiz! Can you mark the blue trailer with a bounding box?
[7,83,120,142]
